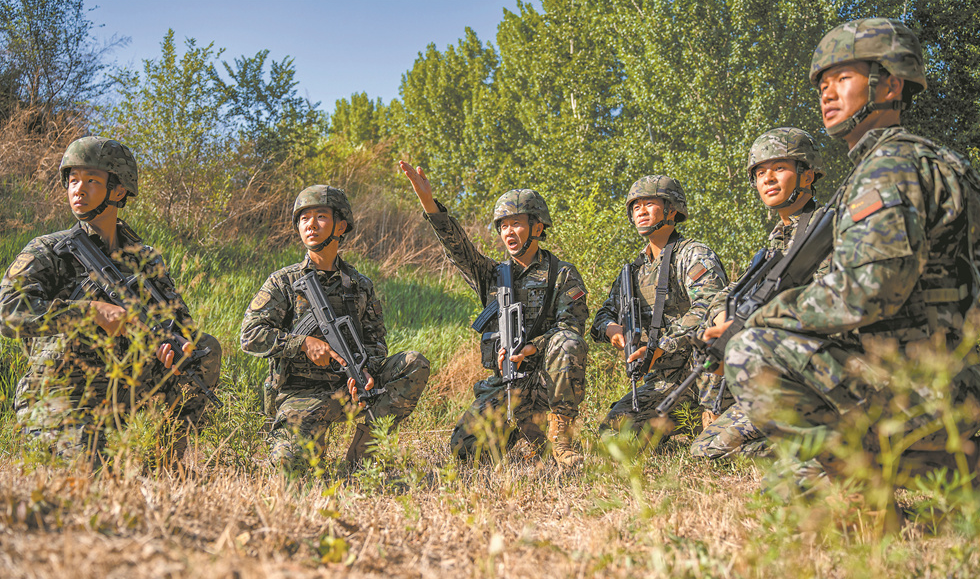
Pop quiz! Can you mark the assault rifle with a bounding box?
[53,226,223,408]
[472,262,525,422]
[655,203,837,417]
[291,271,384,419]
[617,263,645,413]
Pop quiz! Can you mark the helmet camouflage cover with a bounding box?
[810,17,926,94]
[746,128,826,184]
[492,189,552,229]
[626,175,688,223]
[292,185,355,236]
[60,136,139,196]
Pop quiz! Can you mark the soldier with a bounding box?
[712,18,980,513]
[691,128,826,459]
[591,176,728,441]
[399,161,589,467]
[0,136,222,466]
[241,185,430,470]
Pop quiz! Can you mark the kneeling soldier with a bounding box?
[241,186,430,470]
[591,176,727,441]
[400,162,589,467]
[0,136,222,467]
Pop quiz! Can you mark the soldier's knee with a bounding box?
[402,350,431,379]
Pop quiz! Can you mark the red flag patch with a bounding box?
[849,189,885,222]
[566,286,586,301]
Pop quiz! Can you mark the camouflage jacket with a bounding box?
[240,254,387,390]
[749,127,980,348]
[705,199,828,324]
[591,235,728,355]
[423,202,589,354]
[0,220,192,380]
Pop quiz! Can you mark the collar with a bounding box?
[512,248,546,279]
[301,254,355,288]
[76,218,142,251]
[848,126,904,165]
[643,232,684,263]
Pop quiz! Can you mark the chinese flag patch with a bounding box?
[849,189,885,222]
[566,286,586,301]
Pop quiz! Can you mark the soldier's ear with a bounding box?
[800,169,815,189]
[532,221,545,237]
[109,184,128,204]
[336,219,348,236]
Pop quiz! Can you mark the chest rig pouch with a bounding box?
[472,253,559,371]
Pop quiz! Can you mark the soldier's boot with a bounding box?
[345,422,374,468]
[547,412,583,468]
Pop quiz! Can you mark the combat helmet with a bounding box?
[810,18,926,139]
[746,128,825,209]
[60,136,139,221]
[292,185,354,251]
[492,189,551,257]
[626,175,687,236]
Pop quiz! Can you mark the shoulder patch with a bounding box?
[849,189,885,222]
[249,290,272,311]
[6,253,34,278]
[687,262,708,282]
[565,286,586,301]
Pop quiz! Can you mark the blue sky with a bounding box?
[91,0,537,111]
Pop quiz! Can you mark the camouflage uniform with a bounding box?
[692,128,828,459]
[422,199,590,459]
[591,175,728,433]
[728,20,980,478]
[241,254,429,467]
[0,220,221,459]
[691,205,817,458]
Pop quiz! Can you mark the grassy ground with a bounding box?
[2,199,980,578]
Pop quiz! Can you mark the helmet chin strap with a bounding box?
[773,168,809,210]
[72,184,124,222]
[637,217,675,237]
[511,233,543,259]
[305,221,341,253]
[826,62,904,140]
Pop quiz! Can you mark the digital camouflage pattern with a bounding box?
[291,185,355,240]
[693,200,828,458]
[240,254,429,467]
[626,175,688,223]
[809,17,927,93]
[60,137,139,196]
[591,236,728,430]
[727,127,980,476]
[423,201,589,459]
[746,128,826,184]
[0,220,220,460]
[492,189,552,229]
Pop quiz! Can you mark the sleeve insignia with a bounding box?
[5,253,34,278]
[849,189,885,222]
[687,263,708,282]
[565,286,586,301]
[249,290,272,311]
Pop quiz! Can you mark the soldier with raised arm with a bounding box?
[400,162,589,467]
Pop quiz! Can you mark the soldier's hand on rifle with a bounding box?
[157,341,193,376]
[498,344,538,370]
[91,301,129,336]
[399,161,439,213]
[605,323,626,350]
[301,336,347,367]
[700,317,733,375]
[347,371,375,407]
[628,345,664,371]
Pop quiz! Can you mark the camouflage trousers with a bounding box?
[451,330,587,460]
[726,327,980,479]
[600,348,730,436]
[14,333,222,463]
[269,350,429,468]
[690,403,769,459]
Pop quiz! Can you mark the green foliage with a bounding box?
[0,0,127,115]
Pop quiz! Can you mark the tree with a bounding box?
[0,0,128,118]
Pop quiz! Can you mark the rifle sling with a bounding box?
[647,233,678,347]
[526,252,559,341]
